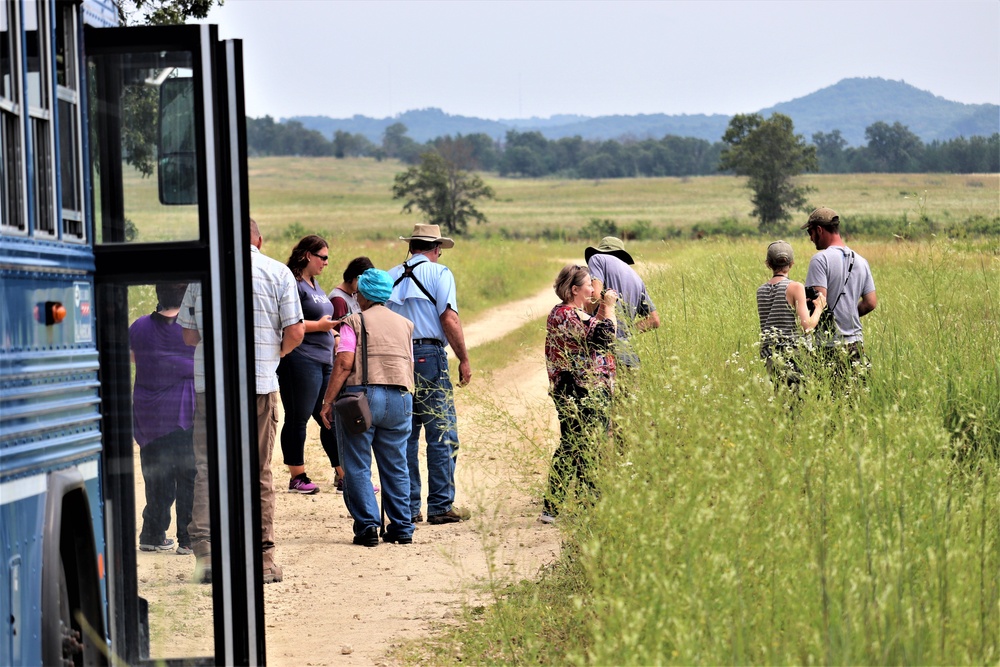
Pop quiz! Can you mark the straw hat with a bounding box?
[399,223,455,249]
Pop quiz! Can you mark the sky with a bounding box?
[198,0,1000,122]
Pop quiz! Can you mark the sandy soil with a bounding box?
[262,287,561,666]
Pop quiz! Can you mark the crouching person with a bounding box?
[321,269,415,547]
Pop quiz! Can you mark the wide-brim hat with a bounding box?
[399,223,455,249]
[585,236,634,265]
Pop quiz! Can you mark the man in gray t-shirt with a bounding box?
[585,237,660,368]
[802,207,877,378]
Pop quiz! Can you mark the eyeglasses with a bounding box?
[313,253,329,261]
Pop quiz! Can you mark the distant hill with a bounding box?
[289,78,999,147]
[758,77,999,145]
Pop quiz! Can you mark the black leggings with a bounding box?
[545,380,611,515]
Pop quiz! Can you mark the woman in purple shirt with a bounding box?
[130,283,197,554]
[277,235,337,494]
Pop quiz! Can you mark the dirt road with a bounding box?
[263,287,561,665]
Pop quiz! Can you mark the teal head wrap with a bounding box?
[357,268,393,304]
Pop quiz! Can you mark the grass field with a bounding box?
[408,237,999,666]
[240,157,998,244]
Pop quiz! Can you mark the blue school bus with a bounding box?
[1,1,267,664]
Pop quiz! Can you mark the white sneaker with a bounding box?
[539,512,557,524]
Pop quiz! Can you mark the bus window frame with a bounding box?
[0,0,28,235]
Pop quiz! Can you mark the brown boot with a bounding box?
[194,554,212,584]
[263,561,283,584]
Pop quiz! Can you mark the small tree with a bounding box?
[392,152,495,236]
[719,113,818,232]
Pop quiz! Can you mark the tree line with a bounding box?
[246,116,999,176]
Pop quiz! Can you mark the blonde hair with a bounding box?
[554,264,590,303]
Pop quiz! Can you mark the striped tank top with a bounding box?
[756,278,799,351]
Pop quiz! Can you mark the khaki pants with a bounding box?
[188,393,210,558]
[257,392,279,566]
[187,391,280,567]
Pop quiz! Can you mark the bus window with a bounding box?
[55,3,84,241]
[158,75,197,205]
[89,52,199,243]
[117,280,215,659]
[23,1,56,238]
[0,0,25,233]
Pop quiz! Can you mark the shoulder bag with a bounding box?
[334,313,373,434]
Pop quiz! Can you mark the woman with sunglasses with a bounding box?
[277,235,337,494]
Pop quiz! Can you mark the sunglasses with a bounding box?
[313,253,329,261]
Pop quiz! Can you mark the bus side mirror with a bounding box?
[157,76,198,205]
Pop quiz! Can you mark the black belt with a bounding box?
[413,338,443,347]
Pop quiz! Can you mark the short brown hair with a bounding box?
[554,264,589,303]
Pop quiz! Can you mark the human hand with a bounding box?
[458,359,472,387]
[814,291,827,311]
[602,289,618,307]
[317,315,336,332]
[320,402,333,429]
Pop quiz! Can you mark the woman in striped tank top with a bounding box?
[756,240,827,388]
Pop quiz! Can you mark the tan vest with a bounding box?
[343,305,414,392]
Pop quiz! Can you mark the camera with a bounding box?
[805,286,820,314]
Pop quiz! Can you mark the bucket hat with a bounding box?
[399,223,455,249]
[584,236,634,265]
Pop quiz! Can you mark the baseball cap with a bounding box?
[766,241,794,266]
[801,207,840,230]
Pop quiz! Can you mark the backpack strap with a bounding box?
[393,260,438,307]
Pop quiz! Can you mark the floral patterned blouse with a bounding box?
[544,303,617,392]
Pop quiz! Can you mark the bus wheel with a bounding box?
[58,558,83,667]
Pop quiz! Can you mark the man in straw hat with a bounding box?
[585,236,660,369]
[387,224,472,525]
[802,207,877,383]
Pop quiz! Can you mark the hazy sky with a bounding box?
[199,0,1000,121]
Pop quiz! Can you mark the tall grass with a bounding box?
[426,237,998,665]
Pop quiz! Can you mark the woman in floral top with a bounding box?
[541,264,618,523]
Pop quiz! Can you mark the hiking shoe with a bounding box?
[176,545,194,555]
[412,512,424,523]
[334,476,344,493]
[288,473,320,495]
[263,562,283,584]
[427,507,470,525]
[383,533,413,545]
[139,538,175,552]
[352,526,380,547]
[539,512,557,524]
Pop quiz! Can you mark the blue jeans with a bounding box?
[277,350,338,468]
[336,385,413,540]
[408,343,459,518]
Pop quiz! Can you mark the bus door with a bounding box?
[85,25,263,665]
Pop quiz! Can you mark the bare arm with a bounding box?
[281,321,305,357]
[636,310,660,332]
[440,307,472,386]
[858,290,877,317]
[786,281,826,332]
[303,315,336,334]
[182,328,201,346]
[319,350,355,429]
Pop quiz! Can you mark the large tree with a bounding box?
[392,152,495,236]
[864,121,924,172]
[719,113,818,232]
